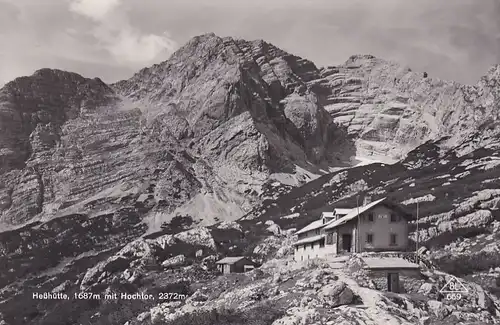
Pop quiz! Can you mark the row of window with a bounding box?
[295,240,325,251]
[299,254,318,261]
[366,233,398,246]
[296,233,398,252]
[297,233,398,248]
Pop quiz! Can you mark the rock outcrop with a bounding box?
[311,55,500,160]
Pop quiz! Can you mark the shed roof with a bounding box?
[324,197,387,230]
[216,257,251,265]
[293,234,325,246]
[362,257,420,270]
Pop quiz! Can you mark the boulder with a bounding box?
[318,282,354,307]
[190,290,209,302]
[137,311,150,322]
[80,255,131,290]
[427,300,450,320]
[161,254,186,268]
[267,223,282,236]
[418,283,436,295]
[174,228,216,250]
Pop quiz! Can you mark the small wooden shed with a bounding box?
[216,256,257,274]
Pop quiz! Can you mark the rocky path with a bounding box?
[332,266,415,325]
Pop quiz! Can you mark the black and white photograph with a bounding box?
[1,0,500,324]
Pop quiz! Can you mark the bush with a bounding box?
[159,302,285,325]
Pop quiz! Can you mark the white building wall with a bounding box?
[294,242,332,261]
[358,205,409,251]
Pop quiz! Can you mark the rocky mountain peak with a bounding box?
[113,33,353,168]
[113,33,317,102]
[480,64,500,87]
[2,68,116,113]
[344,54,377,65]
[0,69,118,174]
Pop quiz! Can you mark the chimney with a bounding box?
[363,196,372,206]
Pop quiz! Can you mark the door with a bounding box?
[387,273,400,293]
[342,234,352,252]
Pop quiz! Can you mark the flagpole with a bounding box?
[416,201,419,260]
[356,195,360,253]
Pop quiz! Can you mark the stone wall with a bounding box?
[368,269,423,293]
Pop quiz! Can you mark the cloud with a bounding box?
[69,0,121,21]
[0,0,498,85]
[68,0,178,65]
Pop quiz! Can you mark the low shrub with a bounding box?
[158,302,285,325]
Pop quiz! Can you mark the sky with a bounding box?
[0,0,499,86]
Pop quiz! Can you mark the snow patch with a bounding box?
[270,165,321,187]
[352,155,396,167]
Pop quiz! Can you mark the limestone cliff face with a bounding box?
[0,33,355,228]
[0,69,116,173]
[114,33,353,169]
[310,55,500,160]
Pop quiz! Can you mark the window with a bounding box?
[326,233,333,245]
[390,233,397,246]
[390,213,398,222]
[320,239,325,248]
[366,233,373,244]
[367,213,374,222]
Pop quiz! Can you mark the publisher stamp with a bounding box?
[440,275,468,301]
